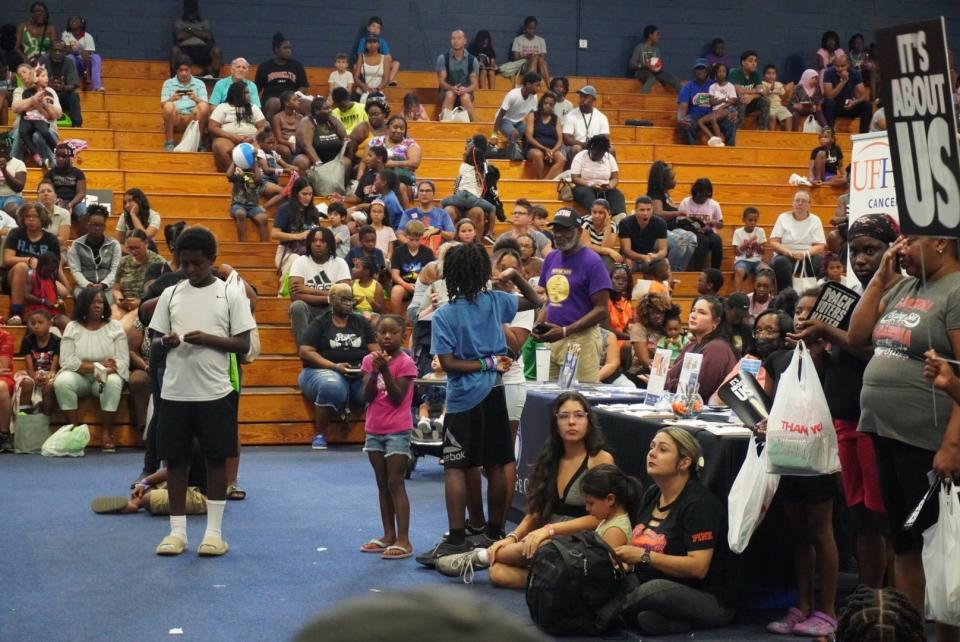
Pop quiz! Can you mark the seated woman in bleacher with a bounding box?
[368,115,421,209]
[353,35,391,102]
[292,97,349,180]
[208,81,268,172]
[255,32,309,121]
[515,232,543,281]
[4,202,62,325]
[569,135,626,220]
[767,190,826,292]
[36,178,71,247]
[115,188,161,248]
[271,177,322,281]
[347,98,390,162]
[616,428,734,636]
[523,92,566,180]
[434,391,614,584]
[287,227,353,345]
[112,230,166,331]
[788,70,827,132]
[62,16,102,91]
[54,287,128,452]
[297,282,378,451]
[580,198,623,268]
[441,135,497,245]
[665,295,738,400]
[16,3,57,63]
[629,292,670,377]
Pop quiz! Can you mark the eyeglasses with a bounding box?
[556,411,589,422]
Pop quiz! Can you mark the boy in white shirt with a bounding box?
[150,227,256,557]
[732,206,767,293]
[328,53,355,96]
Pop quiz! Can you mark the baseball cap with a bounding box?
[725,292,750,312]
[577,85,597,98]
[693,58,709,70]
[548,208,581,229]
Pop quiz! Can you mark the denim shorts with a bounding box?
[363,430,412,458]
[0,194,24,211]
[298,368,366,411]
[499,118,526,139]
[231,204,266,219]
[734,259,760,274]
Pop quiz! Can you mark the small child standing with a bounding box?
[327,202,351,260]
[763,64,793,131]
[732,206,767,293]
[403,92,429,121]
[227,158,267,242]
[416,354,446,439]
[352,255,384,322]
[808,127,846,187]
[328,54,355,96]
[256,128,295,209]
[390,221,435,314]
[24,252,69,331]
[15,308,60,415]
[656,307,689,366]
[360,315,419,560]
[818,252,844,285]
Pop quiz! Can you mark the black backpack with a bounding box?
[482,164,506,222]
[525,531,632,637]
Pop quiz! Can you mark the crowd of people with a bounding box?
[5,3,960,641]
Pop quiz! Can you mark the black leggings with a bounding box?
[690,231,723,270]
[572,185,626,216]
[18,120,58,156]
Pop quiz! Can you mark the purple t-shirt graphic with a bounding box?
[539,245,612,327]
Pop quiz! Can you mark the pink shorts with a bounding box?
[835,418,885,513]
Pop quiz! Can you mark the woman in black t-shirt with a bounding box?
[255,32,310,120]
[616,427,734,636]
[297,283,377,449]
[292,98,349,181]
[3,203,62,324]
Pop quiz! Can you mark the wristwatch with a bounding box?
[640,551,652,566]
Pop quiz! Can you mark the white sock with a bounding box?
[204,500,226,540]
[476,548,489,565]
[169,515,187,543]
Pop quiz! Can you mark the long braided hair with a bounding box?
[836,585,925,642]
[443,242,489,304]
[225,80,254,125]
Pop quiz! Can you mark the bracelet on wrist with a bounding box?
[484,356,496,371]
[478,358,487,372]
[505,532,519,542]
[562,326,567,338]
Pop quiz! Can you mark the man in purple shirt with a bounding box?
[533,208,612,382]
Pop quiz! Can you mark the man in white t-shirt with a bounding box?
[149,227,256,558]
[511,16,550,83]
[0,140,27,217]
[287,226,352,344]
[562,85,611,158]
[493,72,540,143]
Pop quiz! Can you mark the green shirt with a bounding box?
[116,251,166,299]
[728,67,762,88]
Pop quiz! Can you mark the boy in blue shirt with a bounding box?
[416,243,541,566]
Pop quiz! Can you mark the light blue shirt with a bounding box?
[209,77,261,107]
[160,76,208,114]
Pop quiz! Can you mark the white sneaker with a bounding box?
[788,173,813,187]
[435,549,489,583]
[707,136,725,147]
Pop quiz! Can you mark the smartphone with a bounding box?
[532,323,550,335]
[177,89,189,95]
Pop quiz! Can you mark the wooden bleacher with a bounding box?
[2,59,852,447]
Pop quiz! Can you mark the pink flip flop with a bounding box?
[766,606,807,635]
[792,611,837,637]
[360,538,389,553]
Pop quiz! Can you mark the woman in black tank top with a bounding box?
[523,92,566,180]
[292,97,349,176]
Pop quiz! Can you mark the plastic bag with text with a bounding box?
[765,342,839,475]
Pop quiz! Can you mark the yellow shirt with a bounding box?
[333,102,369,134]
[353,279,378,312]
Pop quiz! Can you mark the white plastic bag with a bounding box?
[802,114,822,134]
[923,482,960,625]
[728,438,780,553]
[173,120,200,152]
[765,342,840,475]
[41,423,90,457]
[440,107,470,123]
[792,252,818,293]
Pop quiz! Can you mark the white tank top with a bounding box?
[362,55,385,89]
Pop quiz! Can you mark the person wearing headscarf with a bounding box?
[788,69,827,131]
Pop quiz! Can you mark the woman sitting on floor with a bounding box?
[616,428,735,635]
[433,391,614,585]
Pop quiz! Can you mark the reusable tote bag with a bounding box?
[792,252,818,293]
[765,342,840,475]
[922,482,960,625]
[305,142,348,196]
[173,120,201,152]
[728,438,780,553]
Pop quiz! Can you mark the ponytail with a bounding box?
[580,463,644,523]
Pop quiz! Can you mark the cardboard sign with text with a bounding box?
[875,17,960,237]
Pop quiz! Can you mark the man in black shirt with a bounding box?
[41,40,82,126]
[618,195,668,272]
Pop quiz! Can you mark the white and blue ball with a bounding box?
[232,143,257,170]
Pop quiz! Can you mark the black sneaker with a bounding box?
[415,538,472,567]
[467,532,497,549]
[0,432,13,452]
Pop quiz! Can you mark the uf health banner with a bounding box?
[874,17,960,237]
[847,131,899,288]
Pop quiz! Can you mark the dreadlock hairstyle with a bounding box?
[443,242,490,304]
[836,585,925,642]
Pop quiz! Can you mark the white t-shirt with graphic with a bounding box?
[289,254,351,290]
